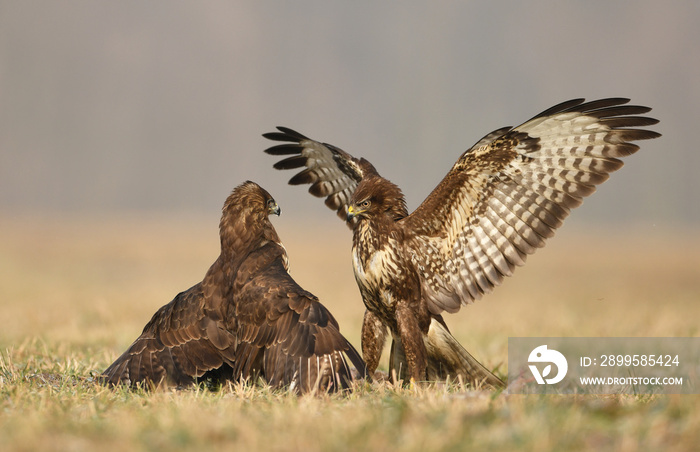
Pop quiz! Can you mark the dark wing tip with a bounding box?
[532,98,638,120]
[533,98,586,118]
[617,129,662,142]
[262,127,310,143]
[273,155,308,170]
[599,116,660,130]
[276,126,309,139]
[577,97,631,112]
[264,143,304,156]
[288,169,317,186]
[262,132,296,142]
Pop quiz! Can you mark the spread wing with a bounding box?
[263,127,373,222]
[232,250,367,392]
[402,98,660,315]
[101,283,238,388]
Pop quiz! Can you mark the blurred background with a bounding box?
[1,2,699,353]
[1,1,697,224]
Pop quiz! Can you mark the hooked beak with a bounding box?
[269,202,281,216]
[346,205,356,222]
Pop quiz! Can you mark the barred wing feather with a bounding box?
[404,98,660,315]
[264,127,367,221]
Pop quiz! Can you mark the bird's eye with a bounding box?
[360,200,371,208]
[267,199,275,207]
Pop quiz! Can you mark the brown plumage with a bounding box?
[264,98,661,386]
[102,181,366,393]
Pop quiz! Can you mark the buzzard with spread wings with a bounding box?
[264,98,660,387]
[102,181,366,393]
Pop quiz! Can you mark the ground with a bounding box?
[1,214,699,451]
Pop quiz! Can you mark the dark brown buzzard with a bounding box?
[264,98,660,387]
[102,181,366,393]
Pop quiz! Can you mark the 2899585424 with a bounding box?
[595,354,680,367]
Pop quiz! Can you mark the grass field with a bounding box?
[1,214,699,451]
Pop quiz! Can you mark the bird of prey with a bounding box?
[263,98,660,387]
[102,181,367,393]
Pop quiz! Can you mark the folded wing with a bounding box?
[232,248,367,392]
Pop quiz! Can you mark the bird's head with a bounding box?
[223,181,280,220]
[219,181,282,258]
[347,176,407,223]
[266,196,281,217]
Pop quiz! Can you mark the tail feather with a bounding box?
[389,318,504,389]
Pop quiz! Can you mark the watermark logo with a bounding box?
[528,345,568,384]
[510,337,698,394]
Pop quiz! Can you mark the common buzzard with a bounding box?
[264,98,660,386]
[102,181,367,393]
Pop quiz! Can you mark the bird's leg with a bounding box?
[395,301,427,383]
[361,309,387,379]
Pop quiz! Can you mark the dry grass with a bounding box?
[1,214,699,451]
